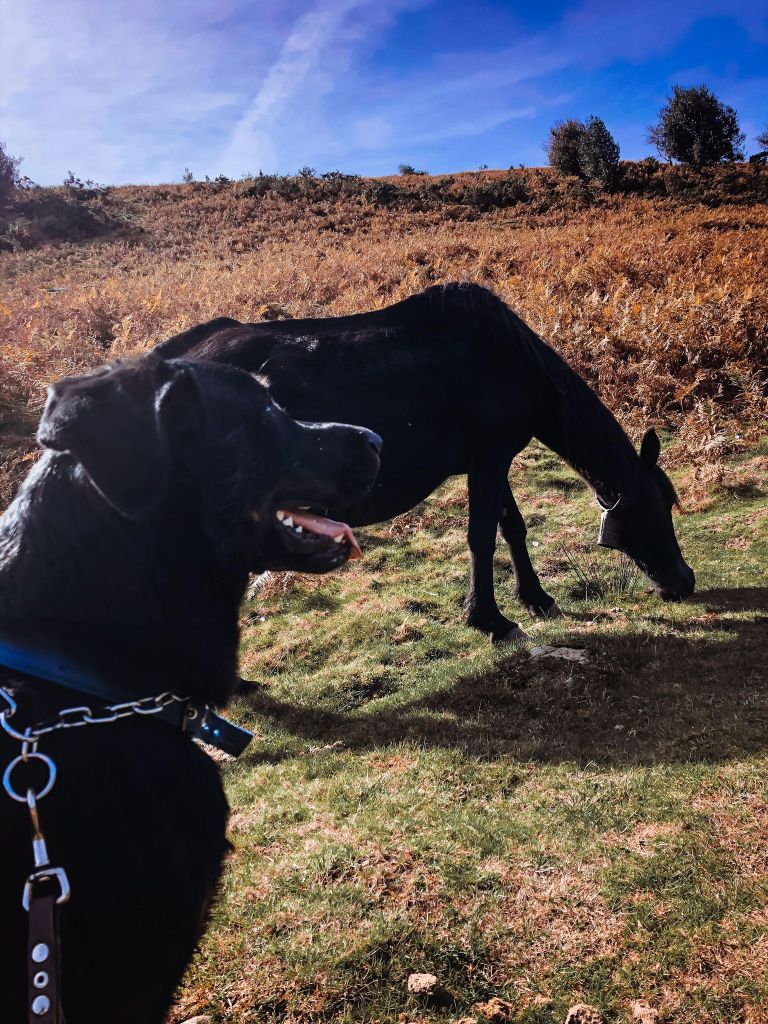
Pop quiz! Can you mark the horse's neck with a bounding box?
[536,369,640,503]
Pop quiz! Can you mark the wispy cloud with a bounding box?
[217,0,425,175]
[220,0,367,173]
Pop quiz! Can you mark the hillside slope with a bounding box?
[1,167,767,1024]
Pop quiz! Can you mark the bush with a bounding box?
[318,170,361,199]
[578,116,620,185]
[547,117,620,184]
[63,171,109,199]
[0,140,22,206]
[648,85,745,167]
[398,164,427,176]
[363,181,402,206]
[456,173,530,211]
[546,119,585,177]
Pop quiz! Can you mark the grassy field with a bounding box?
[1,168,766,1022]
[165,440,767,1024]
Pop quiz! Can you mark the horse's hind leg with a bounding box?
[464,462,528,644]
[498,482,560,617]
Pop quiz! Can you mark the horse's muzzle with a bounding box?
[659,565,695,601]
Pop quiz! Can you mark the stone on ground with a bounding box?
[565,1004,604,1024]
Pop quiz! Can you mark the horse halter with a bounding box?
[596,493,625,550]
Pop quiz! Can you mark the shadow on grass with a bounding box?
[240,587,768,769]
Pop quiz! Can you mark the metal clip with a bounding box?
[23,868,71,911]
[22,789,71,910]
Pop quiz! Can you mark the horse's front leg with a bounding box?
[464,464,527,644]
[498,483,560,617]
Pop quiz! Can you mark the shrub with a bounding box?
[203,173,231,190]
[578,116,620,185]
[182,168,194,184]
[63,171,109,199]
[648,85,745,167]
[636,155,661,174]
[0,140,22,206]
[318,170,361,199]
[456,173,530,211]
[364,181,401,206]
[545,119,585,177]
[398,164,427,176]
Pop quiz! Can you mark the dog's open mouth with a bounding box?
[274,508,362,560]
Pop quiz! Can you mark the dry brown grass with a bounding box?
[1,169,766,505]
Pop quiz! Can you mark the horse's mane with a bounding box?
[419,283,644,502]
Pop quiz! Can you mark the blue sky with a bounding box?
[1,0,766,185]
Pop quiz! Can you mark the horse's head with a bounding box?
[597,428,695,601]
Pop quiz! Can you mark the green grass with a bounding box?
[172,443,768,1024]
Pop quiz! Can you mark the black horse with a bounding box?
[156,283,695,642]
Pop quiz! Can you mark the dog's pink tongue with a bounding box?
[290,511,362,560]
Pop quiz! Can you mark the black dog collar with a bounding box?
[0,641,253,758]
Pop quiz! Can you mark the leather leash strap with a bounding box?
[28,889,64,1023]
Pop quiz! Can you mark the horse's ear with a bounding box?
[640,428,661,468]
[37,355,188,520]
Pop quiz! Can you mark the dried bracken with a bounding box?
[1,167,765,505]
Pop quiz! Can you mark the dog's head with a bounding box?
[37,354,381,575]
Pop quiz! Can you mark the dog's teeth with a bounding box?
[295,525,303,533]
[333,534,344,543]
[276,511,286,521]
[283,516,293,528]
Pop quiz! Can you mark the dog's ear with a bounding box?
[37,355,198,520]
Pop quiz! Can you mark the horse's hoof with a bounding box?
[543,602,563,619]
[494,625,529,646]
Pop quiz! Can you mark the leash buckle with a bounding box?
[23,867,71,912]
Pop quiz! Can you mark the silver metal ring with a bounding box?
[2,753,57,802]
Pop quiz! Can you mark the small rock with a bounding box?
[407,972,439,996]
[631,1000,659,1023]
[472,997,515,1021]
[565,1004,604,1024]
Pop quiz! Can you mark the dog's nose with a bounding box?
[362,429,383,455]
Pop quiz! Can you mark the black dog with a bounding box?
[156,282,694,642]
[0,354,381,1023]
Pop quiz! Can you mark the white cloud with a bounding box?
[0,0,280,183]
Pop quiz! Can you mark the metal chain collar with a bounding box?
[0,687,189,746]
